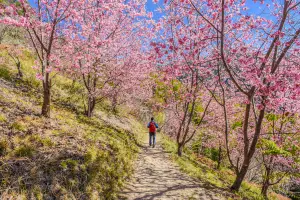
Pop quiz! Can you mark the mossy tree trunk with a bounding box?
[41,72,51,117]
[217,145,222,169]
[81,64,98,117]
[86,95,96,117]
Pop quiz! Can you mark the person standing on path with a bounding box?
[147,117,159,148]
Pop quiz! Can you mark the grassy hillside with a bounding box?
[0,44,145,199]
[160,134,290,200]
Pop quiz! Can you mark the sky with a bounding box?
[145,0,269,21]
[145,0,165,21]
[27,0,273,21]
[27,0,164,20]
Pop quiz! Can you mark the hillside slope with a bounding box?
[0,45,145,199]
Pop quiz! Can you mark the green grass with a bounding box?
[27,135,55,147]
[0,139,9,156]
[10,121,27,132]
[60,159,79,170]
[0,45,145,199]
[0,113,7,122]
[0,46,39,88]
[14,145,35,157]
[0,66,12,81]
[160,134,279,200]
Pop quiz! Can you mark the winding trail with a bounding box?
[119,135,225,200]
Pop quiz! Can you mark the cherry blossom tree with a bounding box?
[1,0,153,118]
[1,0,90,117]
[179,0,300,191]
[217,0,299,191]
[65,1,152,117]
[149,1,220,156]
[154,0,299,192]
[6,45,22,78]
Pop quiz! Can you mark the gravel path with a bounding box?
[119,135,225,200]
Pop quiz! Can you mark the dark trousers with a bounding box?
[149,132,156,145]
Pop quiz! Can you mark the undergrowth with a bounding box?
[160,134,281,200]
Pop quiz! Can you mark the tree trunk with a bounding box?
[261,182,269,199]
[230,161,249,191]
[16,61,23,78]
[231,92,265,191]
[230,99,252,191]
[86,95,96,117]
[177,143,184,156]
[217,145,222,169]
[112,94,118,113]
[261,163,271,199]
[41,73,51,117]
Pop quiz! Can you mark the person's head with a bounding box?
[151,117,154,121]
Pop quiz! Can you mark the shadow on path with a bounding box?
[119,135,225,200]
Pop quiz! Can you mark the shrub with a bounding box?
[32,186,43,200]
[14,145,35,157]
[0,114,7,122]
[60,159,79,171]
[0,67,12,81]
[24,76,40,89]
[0,140,8,156]
[203,147,220,162]
[40,138,55,147]
[10,121,27,132]
[28,135,55,147]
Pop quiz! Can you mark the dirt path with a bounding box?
[119,135,225,200]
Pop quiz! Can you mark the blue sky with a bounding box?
[27,0,164,20]
[146,0,165,21]
[28,0,271,21]
[27,0,165,20]
[145,0,269,20]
